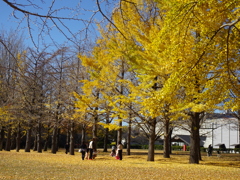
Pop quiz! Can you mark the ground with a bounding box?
[0,149,239,179]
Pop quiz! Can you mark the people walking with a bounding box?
[65,143,69,154]
[208,144,213,156]
[117,141,123,160]
[88,138,95,160]
[85,143,89,160]
[79,142,87,160]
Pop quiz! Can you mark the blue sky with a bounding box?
[0,0,108,49]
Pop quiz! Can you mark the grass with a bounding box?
[0,149,239,180]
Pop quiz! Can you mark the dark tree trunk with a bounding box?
[16,123,21,152]
[169,128,173,154]
[37,122,42,153]
[127,118,132,155]
[69,122,75,155]
[81,124,86,144]
[51,126,58,154]
[0,126,5,151]
[147,118,156,161]
[117,116,122,144]
[66,123,70,144]
[103,128,109,152]
[33,134,37,151]
[163,119,170,158]
[5,127,12,151]
[92,109,98,149]
[43,136,49,151]
[25,128,32,152]
[114,130,118,145]
[11,132,17,150]
[189,112,201,164]
[43,127,50,151]
[56,128,60,151]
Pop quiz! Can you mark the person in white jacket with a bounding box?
[88,138,95,160]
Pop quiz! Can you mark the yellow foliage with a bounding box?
[74,0,240,128]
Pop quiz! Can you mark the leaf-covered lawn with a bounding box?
[0,150,239,179]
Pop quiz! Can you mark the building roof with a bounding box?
[215,143,225,146]
[230,144,240,147]
[205,113,235,119]
[172,135,206,146]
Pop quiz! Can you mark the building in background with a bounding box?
[172,113,239,149]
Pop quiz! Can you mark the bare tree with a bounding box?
[1,0,101,49]
[0,30,25,151]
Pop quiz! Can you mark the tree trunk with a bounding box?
[43,124,50,151]
[189,112,201,164]
[66,123,70,144]
[103,128,109,152]
[5,127,12,151]
[43,128,50,151]
[37,134,42,153]
[81,124,86,144]
[92,109,98,149]
[169,128,173,154]
[0,126,5,151]
[103,112,110,152]
[25,128,32,152]
[37,121,42,153]
[69,122,75,155]
[147,118,156,161]
[11,132,16,150]
[127,118,132,155]
[33,134,37,151]
[16,123,21,152]
[56,128,60,151]
[43,136,49,151]
[163,119,170,158]
[51,126,58,154]
[117,116,122,144]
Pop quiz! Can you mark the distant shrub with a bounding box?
[172,146,184,151]
[234,148,240,153]
[141,145,148,149]
[155,145,164,150]
[130,144,142,149]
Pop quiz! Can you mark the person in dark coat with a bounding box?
[65,143,69,154]
[79,142,88,160]
[110,145,116,157]
[208,144,213,156]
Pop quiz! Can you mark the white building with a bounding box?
[172,113,240,149]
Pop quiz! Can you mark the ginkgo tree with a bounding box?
[151,0,240,164]
[75,39,129,149]
[85,0,240,164]
[75,0,177,161]
[103,0,178,161]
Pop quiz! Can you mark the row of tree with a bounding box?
[0,29,92,154]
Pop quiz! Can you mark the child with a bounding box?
[110,145,116,157]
